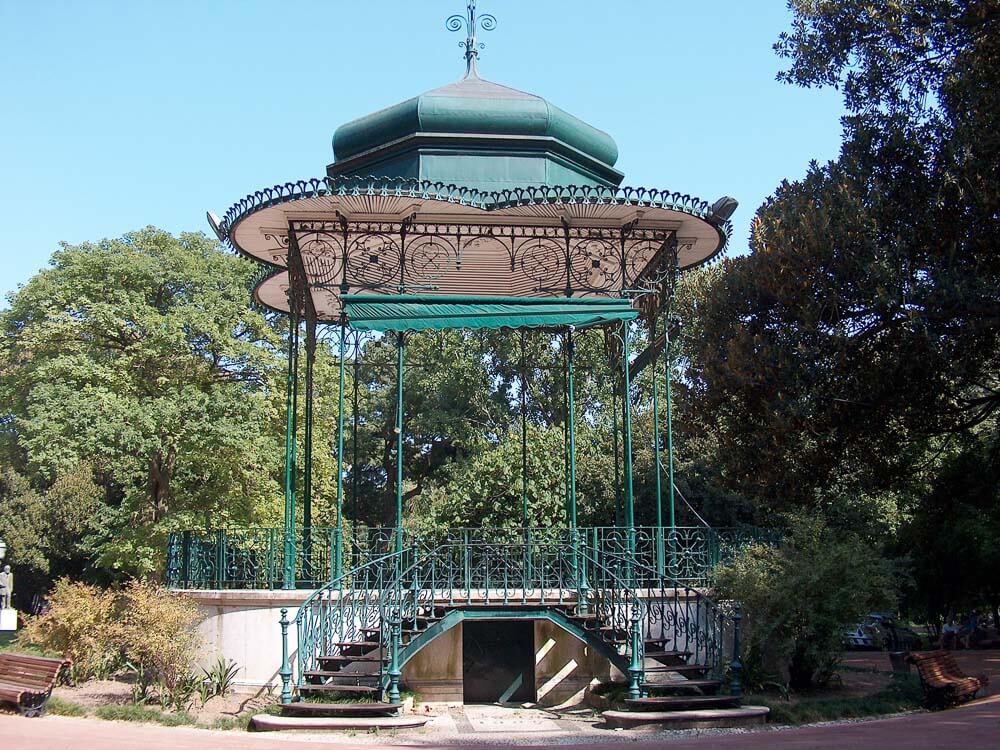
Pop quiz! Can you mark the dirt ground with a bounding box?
[841,648,1000,696]
[50,679,277,724]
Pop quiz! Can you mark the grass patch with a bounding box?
[45,697,88,717]
[157,711,196,727]
[751,677,924,725]
[0,631,49,657]
[302,693,375,704]
[207,715,252,731]
[95,704,163,723]
[94,704,195,726]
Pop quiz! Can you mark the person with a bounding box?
[0,565,11,610]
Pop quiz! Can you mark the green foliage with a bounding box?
[201,656,239,699]
[714,515,896,690]
[412,425,567,533]
[208,714,253,731]
[94,704,195,725]
[19,578,200,700]
[754,676,923,725]
[18,579,120,680]
[0,228,282,577]
[45,696,88,717]
[0,465,100,575]
[896,428,1000,621]
[116,580,201,699]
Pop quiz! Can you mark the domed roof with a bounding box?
[329,72,622,188]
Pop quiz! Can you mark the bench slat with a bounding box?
[0,654,72,717]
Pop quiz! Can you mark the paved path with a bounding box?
[2,696,1000,750]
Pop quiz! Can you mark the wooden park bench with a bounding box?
[907,650,988,708]
[0,653,72,717]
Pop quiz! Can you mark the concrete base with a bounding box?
[250,714,429,732]
[0,608,17,631]
[182,589,312,691]
[182,588,700,701]
[602,705,770,730]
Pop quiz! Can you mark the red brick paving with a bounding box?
[2,696,1000,750]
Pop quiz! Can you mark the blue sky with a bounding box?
[0,1,845,302]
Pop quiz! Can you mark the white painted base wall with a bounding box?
[182,588,711,698]
[183,590,312,691]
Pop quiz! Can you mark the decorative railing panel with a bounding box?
[165,525,776,590]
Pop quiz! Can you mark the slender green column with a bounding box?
[282,313,300,590]
[520,331,528,529]
[651,318,665,576]
[665,317,677,574]
[302,317,315,582]
[621,321,636,558]
[351,340,360,567]
[566,328,577,531]
[612,388,621,527]
[278,608,292,704]
[394,332,405,561]
[334,319,347,579]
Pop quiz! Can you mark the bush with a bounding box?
[116,580,201,702]
[18,579,120,680]
[714,514,896,690]
[19,578,201,704]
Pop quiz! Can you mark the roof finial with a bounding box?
[446,1,496,80]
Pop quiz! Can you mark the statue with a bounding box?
[0,565,12,610]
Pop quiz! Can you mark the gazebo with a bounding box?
[169,2,764,722]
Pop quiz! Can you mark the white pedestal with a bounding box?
[0,608,17,631]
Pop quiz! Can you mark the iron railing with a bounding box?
[165,525,777,590]
[285,533,745,702]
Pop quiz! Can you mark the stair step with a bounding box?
[641,679,722,694]
[643,664,709,675]
[251,714,429,732]
[281,702,400,718]
[304,670,380,680]
[318,655,387,664]
[298,684,381,695]
[602,706,768,730]
[645,650,692,664]
[625,695,739,711]
[333,641,381,650]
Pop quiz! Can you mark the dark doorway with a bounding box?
[462,620,535,703]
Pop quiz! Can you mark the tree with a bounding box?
[0,464,100,575]
[0,228,282,575]
[677,1,1000,512]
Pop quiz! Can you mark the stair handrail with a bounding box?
[291,548,405,697]
[595,546,742,696]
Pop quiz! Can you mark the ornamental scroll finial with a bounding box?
[446,1,497,80]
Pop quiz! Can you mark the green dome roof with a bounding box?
[331,74,620,179]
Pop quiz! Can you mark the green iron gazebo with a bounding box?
[170,2,759,714]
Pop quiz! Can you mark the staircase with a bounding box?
[277,533,753,729]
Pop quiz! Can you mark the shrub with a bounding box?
[714,514,896,690]
[19,578,202,705]
[202,656,239,699]
[18,579,120,680]
[116,580,201,701]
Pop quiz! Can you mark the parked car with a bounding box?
[844,613,922,651]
